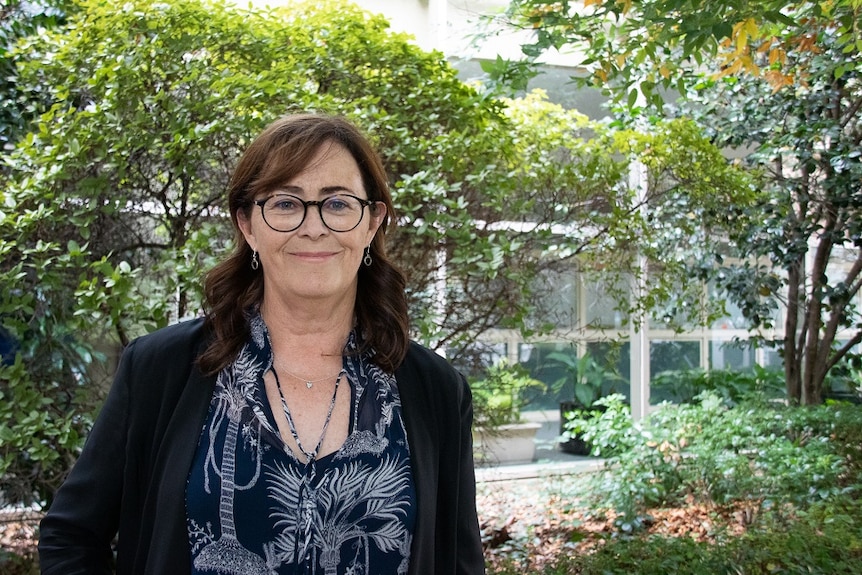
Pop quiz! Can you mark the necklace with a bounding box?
[272,368,344,462]
[277,364,345,389]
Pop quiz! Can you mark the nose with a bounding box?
[297,204,329,237]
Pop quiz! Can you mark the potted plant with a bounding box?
[470,361,546,464]
[545,349,624,454]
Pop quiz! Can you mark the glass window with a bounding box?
[650,339,701,405]
[530,267,578,330]
[518,340,631,409]
[650,340,701,376]
[518,342,575,409]
[709,339,756,371]
[583,273,629,329]
[647,270,702,331]
[450,341,507,378]
[709,280,748,330]
[763,346,783,369]
[586,340,631,400]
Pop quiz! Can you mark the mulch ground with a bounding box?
[477,473,751,572]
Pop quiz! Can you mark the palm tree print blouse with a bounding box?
[186,313,416,574]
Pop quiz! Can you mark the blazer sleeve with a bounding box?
[398,343,485,575]
[454,370,485,575]
[37,338,139,574]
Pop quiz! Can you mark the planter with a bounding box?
[473,421,542,465]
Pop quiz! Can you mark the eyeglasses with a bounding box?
[253,193,378,233]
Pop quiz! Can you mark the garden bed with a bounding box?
[477,474,752,572]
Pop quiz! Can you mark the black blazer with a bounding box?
[38,318,485,574]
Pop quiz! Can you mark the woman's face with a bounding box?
[238,141,385,309]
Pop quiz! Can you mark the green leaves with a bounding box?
[470,360,546,427]
[570,393,862,529]
[502,0,862,405]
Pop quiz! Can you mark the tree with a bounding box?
[0,0,74,151]
[0,0,751,504]
[0,0,614,503]
[500,0,862,404]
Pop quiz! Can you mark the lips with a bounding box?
[291,251,337,261]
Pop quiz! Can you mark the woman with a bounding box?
[38,114,485,574]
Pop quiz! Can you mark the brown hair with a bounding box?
[198,114,410,375]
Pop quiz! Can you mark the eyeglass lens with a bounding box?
[260,194,368,232]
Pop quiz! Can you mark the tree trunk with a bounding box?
[801,212,836,405]
[784,259,803,403]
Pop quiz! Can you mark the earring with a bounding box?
[251,250,260,270]
[363,246,372,267]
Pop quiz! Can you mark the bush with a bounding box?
[566,393,862,529]
[651,365,785,406]
[0,354,95,506]
[470,361,546,427]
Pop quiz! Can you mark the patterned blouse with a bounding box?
[186,313,416,574]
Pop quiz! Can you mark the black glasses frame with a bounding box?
[253,193,378,233]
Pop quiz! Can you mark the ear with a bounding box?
[364,203,386,245]
[237,209,257,252]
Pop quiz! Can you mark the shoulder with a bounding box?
[123,317,208,364]
[401,341,461,378]
[396,341,468,399]
[114,318,213,413]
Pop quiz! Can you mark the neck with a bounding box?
[259,297,354,362]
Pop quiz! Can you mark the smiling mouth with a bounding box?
[292,252,336,260]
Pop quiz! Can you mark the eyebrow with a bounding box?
[277,185,357,196]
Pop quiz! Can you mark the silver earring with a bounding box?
[363,246,372,267]
[251,251,260,270]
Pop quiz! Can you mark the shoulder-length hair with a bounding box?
[198,114,409,375]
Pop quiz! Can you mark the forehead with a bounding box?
[282,142,364,188]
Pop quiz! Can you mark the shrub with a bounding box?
[470,361,546,427]
[550,535,717,575]
[566,393,862,528]
[651,365,785,406]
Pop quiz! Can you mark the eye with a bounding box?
[270,195,302,212]
[323,196,354,212]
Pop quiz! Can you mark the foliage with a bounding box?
[497,0,861,109]
[0,0,752,506]
[694,61,862,404]
[588,118,758,333]
[0,0,610,505]
[651,365,786,406]
[388,87,630,360]
[0,0,72,151]
[497,0,862,405]
[0,231,134,504]
[567,394,861,529]
[0,355,94,506]
[546,348,626,407]
[470,361,546,427]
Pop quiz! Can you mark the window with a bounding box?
[583,273,629,329]
[650,339,700,405]
[709,339,756,371]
